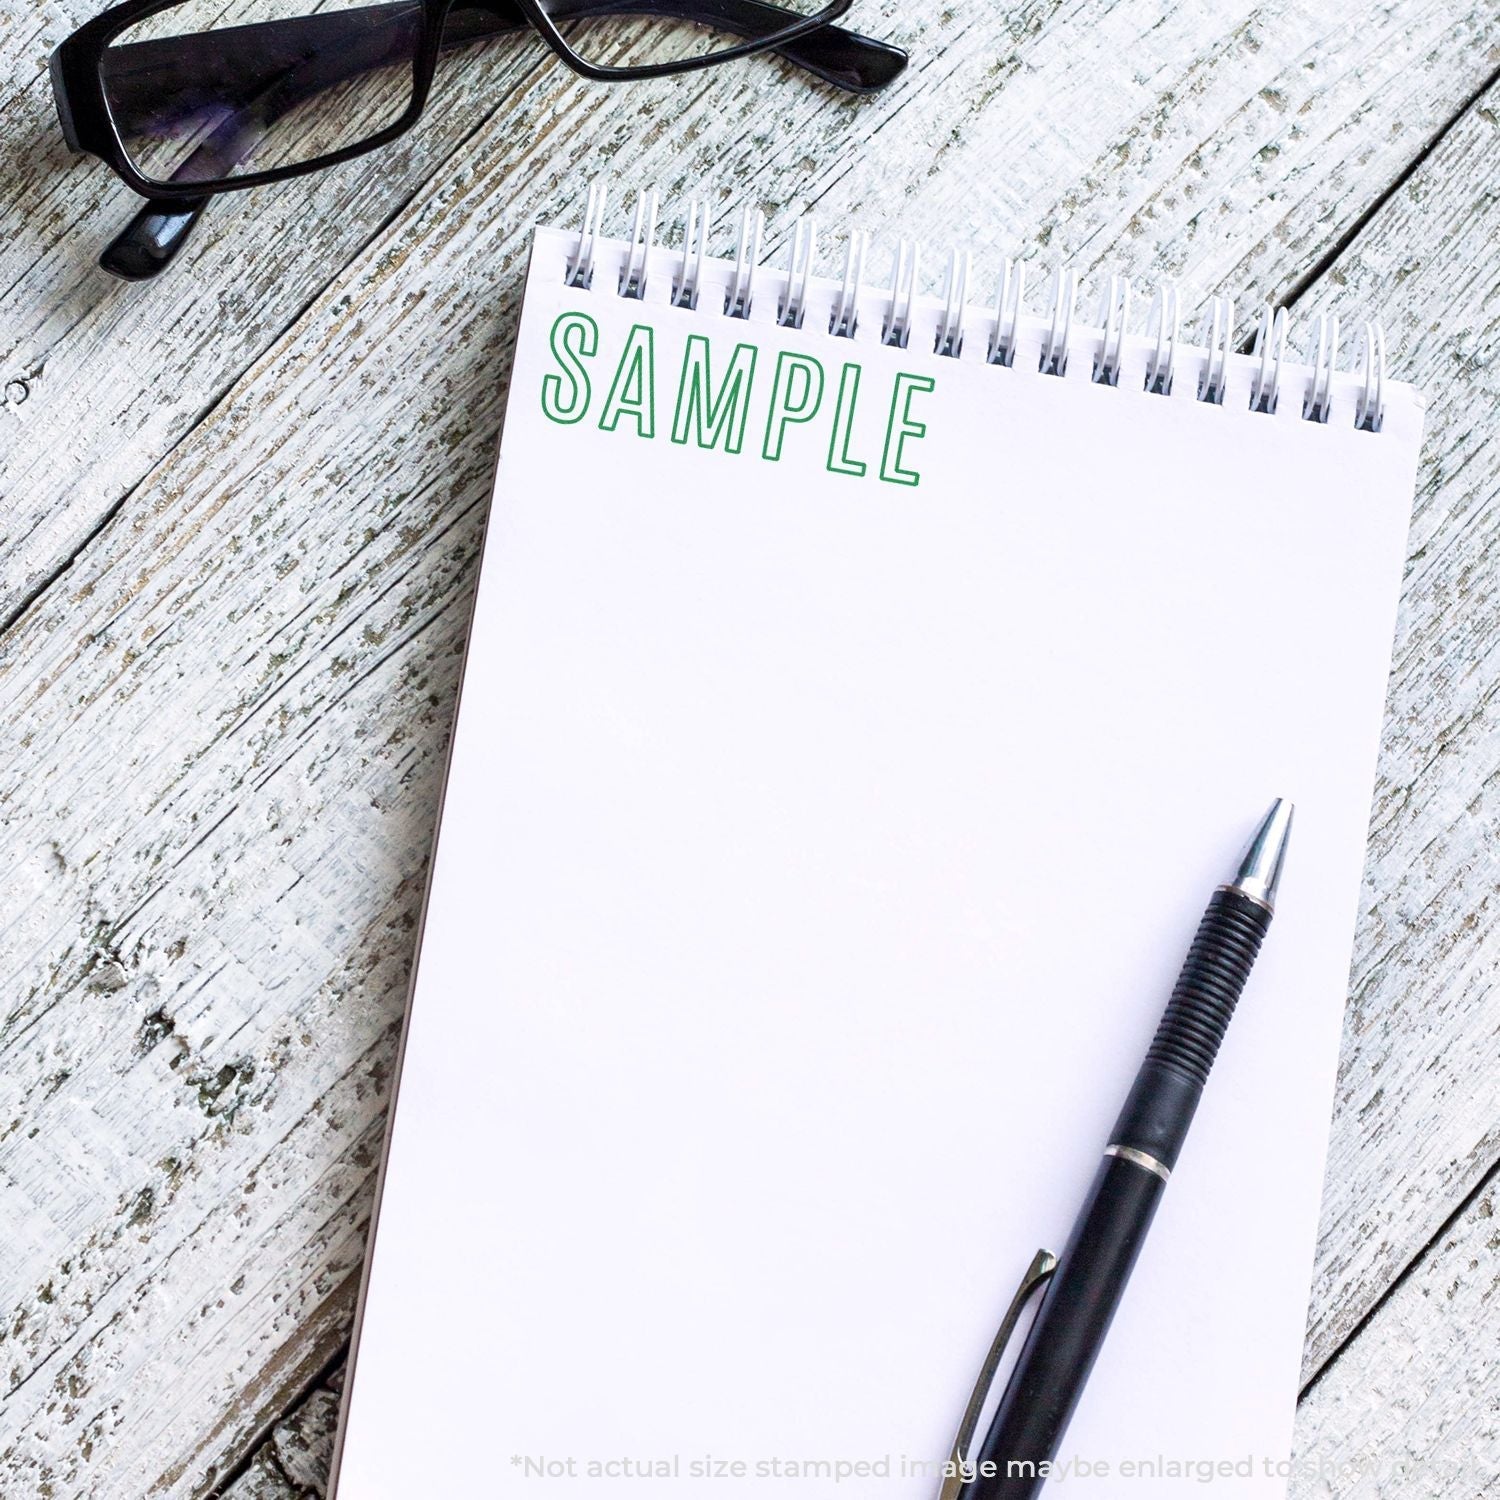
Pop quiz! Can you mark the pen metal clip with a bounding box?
[936,1248,1058,1500]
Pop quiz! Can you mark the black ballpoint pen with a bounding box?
[943,800,1295,1500]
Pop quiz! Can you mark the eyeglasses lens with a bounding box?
[100,0,424,187]
[534,0,838,69]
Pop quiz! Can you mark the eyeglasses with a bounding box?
[49,0,906,281]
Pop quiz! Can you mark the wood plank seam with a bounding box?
[1274,57,1500,316]
[210,1349,349,1499]
[1298,1151,1500,1400]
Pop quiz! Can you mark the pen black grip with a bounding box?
[1109,887,1271,1170]
[962,1155,1165,1500]
[961,886,1273,1500]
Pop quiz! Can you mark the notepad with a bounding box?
[331,194,1425,1500]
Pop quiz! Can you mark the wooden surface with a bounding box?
[1,2,1497,1495]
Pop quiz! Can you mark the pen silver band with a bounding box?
[1104,1144,1171,1182]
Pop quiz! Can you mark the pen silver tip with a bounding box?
[1230,799,1294,912]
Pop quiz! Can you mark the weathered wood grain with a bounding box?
[3,1,1500,622]
[1293,1168,1500,1495]
[220,1368,343,1500]
[0,4,554,622]
[1,2,1497,1496]
[1294,89,1500,1377]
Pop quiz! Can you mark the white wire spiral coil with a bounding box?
[565,188,1390,434]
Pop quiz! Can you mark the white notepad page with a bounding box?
[332,222,1423,1500]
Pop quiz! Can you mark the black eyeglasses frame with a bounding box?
[50,0,863,203]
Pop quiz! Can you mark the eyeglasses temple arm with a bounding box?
[101,195,212,280]
[461,0,905,92]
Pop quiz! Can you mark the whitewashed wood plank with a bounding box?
[220,1371,343,1499]
[3,7,1499,1496]
[1292,1171,1500,1496]
[3,0,1500,626]
[1289,93,1500,1377]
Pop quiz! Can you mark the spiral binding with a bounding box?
[779,218,817,330]
[619,188,658,300]
[726,206,762,320]
[883,239,920,349]
[673,197,708,310]
[936,249,971,359]
[1197,295,1234,405]
[1040,268,1078,379]
[564,188,1391,433]
[1093,274,1130,387]
[989,260,1025,369]
[1145,286,1180,397]
[829,231,867,339]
